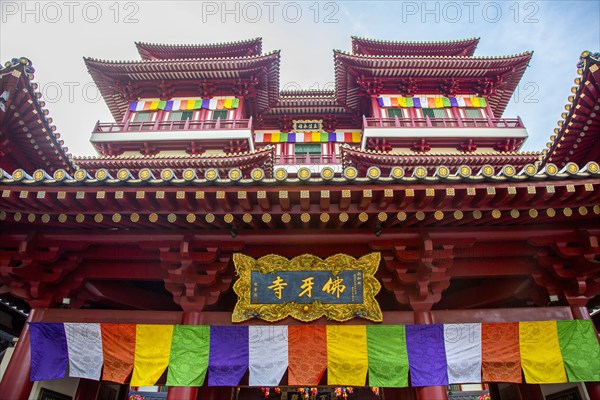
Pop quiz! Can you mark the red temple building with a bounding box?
[0,37,599,400]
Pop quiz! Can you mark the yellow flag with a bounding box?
[131,324,174,386]
[519,321,567,384]
[224,98,233,109]
[312,131,321,142]
[352,132,361,143]
[327,326,368,385]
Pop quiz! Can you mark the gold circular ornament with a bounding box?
[563,207,573,217]
[300,213,310,223]
[578,206,588,216]
[53,169,66,181]
[566,162,579,174]
[149,213,159,222]
[593,205,600,214]
[367,167,381,179]
[205,213,215,223]
[397,211,407,221]
[377,212,388,222]
[524,164,537,176]
[274,168,288,181]
[358,212,369,222]
[434,211,444,220]
[281,213,291,223]
[224,214,234,224]
[12,169,24,181]
[415,211,425,221]
[339,212,349,222]
[502,165,515,177]
[205,169,218,181]
[58,214,67,223]
[437,166,450,178]
[321,167,335,180]
[251,168,265,181]
[182,169,196,180]
[459,166,471,178]
[528,209,538,218]
[160,169,174,181]
[117,169,130,180]
[95,169,108,180]
[139,168,152,180]
[546,208,556,217]
[586,162,599,173]
[33,169,45,181]
[492,209,501,219]
[297,168,311,180]
[320,213,330,223]
[94,214,103,223]
[473,210,482,219]
[453,210,463,220]
[545,164,558,175]
[186,214,196,223]
[242,214,252,223]
[167,213,177,223]
[510,209,520,219]
[228,169,242,181]
[76,214,85,223]
[391,167,405,179]
[14,212,22,222]
[27,213,36,222]
[343,167,358,180]
[262,213,273,223]
[130,213,140,222]
[414,166,427,178]
[112,213,121,223]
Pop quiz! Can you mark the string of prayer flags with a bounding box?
[128,98,239,112]
[377,96,488,109]
[27,320,600,387]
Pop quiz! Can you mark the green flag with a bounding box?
[166,325,210,386]
[367,325,409,387]
[557,320,600,382]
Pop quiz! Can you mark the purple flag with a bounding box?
[202,99,211,109]
[328,132,337,142]
[30,323,68,381]
[450,98,459,107]
[208,326,248,386]
[406,324,448,386]
[129,102,137,111]
[413,98,421,108]
[164,100,174,111]
[377,97,384,107]
[288,133,296,143]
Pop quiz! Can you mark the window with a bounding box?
[464,108,483,119]
[422,108,447,118]
[212,110,228,120]
[387,108,403,118]
[168,111,194,121]
[295,143,321,154]
[133,112,152,122]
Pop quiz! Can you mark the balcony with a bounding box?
[363,116,524,129]
[362,116,528,150]
[274,154,343,173]
[90,118,254,153]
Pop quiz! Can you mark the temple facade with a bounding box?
[0,38,599,400]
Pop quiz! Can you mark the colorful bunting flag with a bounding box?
[444,323,482,384]
[374,96,487,109]
[519,321,567,384]
[327,326,368,386]
[130,324,174,386]
[167,325,210,387]
[208,326,249,386]
[64,323,103,380]
[557,320,600,382]
[367,325,409,387]
[29,323,68,381]
[26,320,600,387]
[288,326,326,386]
[249,326,288,386]
[406,324,448,387]
[101,324,136,384]
[481,323,521,383]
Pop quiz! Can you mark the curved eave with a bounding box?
[334,51,532,117]
[351,37,480,57]
[84,51,281,121]
[543,51,600,168]
[0,62,74,173]
[135,37,263,60]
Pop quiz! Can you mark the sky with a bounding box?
[1,0,599,156]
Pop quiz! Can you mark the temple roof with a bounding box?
[0,58,74,173]
[333,50,533,118]
[135,38,263,60]
[543,51,600,168]
[351,37,480,57]
[84,51,281,121]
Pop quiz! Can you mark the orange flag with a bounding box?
[288,326,326,386]
[482,323,522,383]
[101,324,136,383]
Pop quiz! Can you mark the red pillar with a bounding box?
[571,305,600,400]
[413,310,448,400]
[166,311,202,400]
[0,309,44,400]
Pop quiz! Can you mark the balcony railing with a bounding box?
[363,116,524,129]
[276,154,339,165]
[93,117,252,133]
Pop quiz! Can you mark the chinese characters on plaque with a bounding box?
[232,253,382,322]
